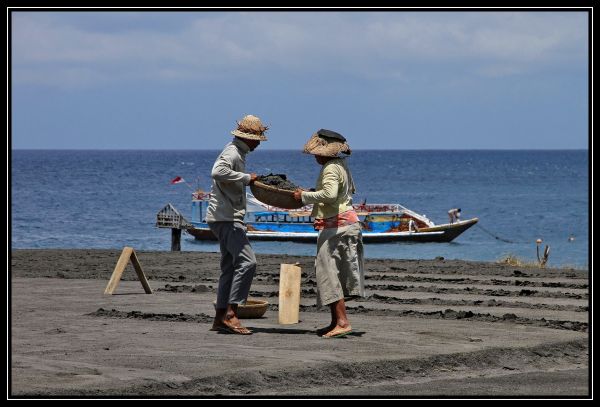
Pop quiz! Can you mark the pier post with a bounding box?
[171,228,182,251]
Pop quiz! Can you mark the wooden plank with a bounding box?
[130,250,153,294]
[104,247,133,295]
[104,247,152,295]
[278,263,301,324]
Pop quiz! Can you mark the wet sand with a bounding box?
[10,249,589,397]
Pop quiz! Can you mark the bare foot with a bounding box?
[322,325,352,339]
[316,323,337,336]
[222,320,253,335]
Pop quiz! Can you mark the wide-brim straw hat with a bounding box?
[231,114,268,141]
[303,129,351,157]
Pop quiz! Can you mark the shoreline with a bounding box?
[10,246,589,271]
[10,249,589,397]
[10,248,589,277]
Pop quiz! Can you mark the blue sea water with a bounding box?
[11,149,589,268]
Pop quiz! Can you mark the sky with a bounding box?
[10,10,589,150]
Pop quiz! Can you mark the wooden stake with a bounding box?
[278,263,301,324]
[104,247,153,295]
[171,228,181,251]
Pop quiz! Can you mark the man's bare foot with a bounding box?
[210,320,252,335]
[212,314,253,334]
[210,305,252,334]
[222,319,253,335]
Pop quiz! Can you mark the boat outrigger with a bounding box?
[176,190,478,243]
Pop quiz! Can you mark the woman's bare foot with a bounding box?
[322,324,352,339]
[316,322,337,336]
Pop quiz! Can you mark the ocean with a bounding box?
[11,149,589,268]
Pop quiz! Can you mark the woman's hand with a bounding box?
[293,188,303,202]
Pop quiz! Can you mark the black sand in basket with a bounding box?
[251,174,304,209]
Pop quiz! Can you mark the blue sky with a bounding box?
[11,10,589,149]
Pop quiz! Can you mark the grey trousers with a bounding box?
[208,222,257,309]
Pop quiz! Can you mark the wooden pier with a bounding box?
[155,203,194,251]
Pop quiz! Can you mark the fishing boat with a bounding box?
[183,190,478,243]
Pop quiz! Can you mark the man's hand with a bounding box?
[293,188,303,202]
[249,173,258,184]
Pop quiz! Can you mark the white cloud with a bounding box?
[11,11,588,87]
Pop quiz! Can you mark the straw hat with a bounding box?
[303,129,352,157]
[231,115,269,141]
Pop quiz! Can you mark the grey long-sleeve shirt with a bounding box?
[205,138,252,223]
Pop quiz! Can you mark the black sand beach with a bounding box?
[10,249,589,397]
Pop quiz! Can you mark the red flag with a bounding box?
[170,176,185,184]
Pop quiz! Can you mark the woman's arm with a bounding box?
[301,166,339,205]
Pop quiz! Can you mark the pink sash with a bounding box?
[314,210,359,231]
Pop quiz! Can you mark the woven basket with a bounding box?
[250,181,304,209]
[213,299,269,319]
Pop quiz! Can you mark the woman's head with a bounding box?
[315,155,333,165]
[302,129,351,158]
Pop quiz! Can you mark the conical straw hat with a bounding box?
[303,129,351,157]
[231,115,269,141]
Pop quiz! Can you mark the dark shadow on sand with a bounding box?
[244,327,366,337]
[244,327,316,335]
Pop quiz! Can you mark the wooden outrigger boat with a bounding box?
[183,190,478,243]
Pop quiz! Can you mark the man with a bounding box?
[206,114,268,335]
[292,129,365,339]
[448,208,461,224]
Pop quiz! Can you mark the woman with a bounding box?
[293,129,365,339]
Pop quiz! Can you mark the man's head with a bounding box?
[231,115,268,149]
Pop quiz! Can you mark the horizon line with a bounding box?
[9,147,590,152]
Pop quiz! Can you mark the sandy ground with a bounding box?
[10,249,590,397]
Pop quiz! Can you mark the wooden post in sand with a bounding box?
[104,247,153,295]
[171,228,182,251]
[278,263,301,324]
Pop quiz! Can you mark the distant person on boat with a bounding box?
[409,219,419,232]
[293,129,365,339]
[448,208,461,224]
[206,114,268,335]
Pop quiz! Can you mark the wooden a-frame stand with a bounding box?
[104,247,153,295]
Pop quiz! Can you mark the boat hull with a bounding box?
[186,218,478,243]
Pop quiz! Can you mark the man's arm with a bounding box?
[211,148,252,185]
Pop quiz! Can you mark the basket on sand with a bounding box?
[213,299,269,319]
[250,181,304,209]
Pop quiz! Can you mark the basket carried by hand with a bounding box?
[250,181,304,209]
